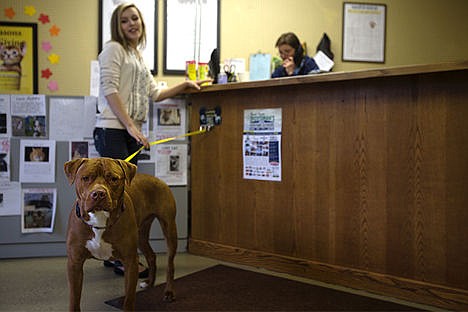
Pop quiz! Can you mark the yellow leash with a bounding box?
[125,128,207,163]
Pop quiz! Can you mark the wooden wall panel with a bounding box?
[384,78,413,280]
[188,66,468,310]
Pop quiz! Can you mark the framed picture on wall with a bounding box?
[99,0,158,74]
[342,2,386,63]
[164,0,220,75]
[0,22,38,94]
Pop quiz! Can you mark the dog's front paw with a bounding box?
[139,280,149,289]
[163,290,175,302]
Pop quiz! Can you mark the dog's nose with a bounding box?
[90,189,106,201]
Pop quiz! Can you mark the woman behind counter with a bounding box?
[271,32,319,78]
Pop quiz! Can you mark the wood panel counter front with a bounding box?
[187,61,468,310]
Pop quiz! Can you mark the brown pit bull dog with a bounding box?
[64,157,177,311]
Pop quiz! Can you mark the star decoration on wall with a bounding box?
[24,5,36,16]
[38,13,50,24]
[6,5,63,92]
[41,41,53,53]
[48,53,60,65]
[4,7,15,19]
[47,80,59,91]
[49,24,61,36]
[41,68,53,79]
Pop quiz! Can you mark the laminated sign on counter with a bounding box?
[249,53,271,81]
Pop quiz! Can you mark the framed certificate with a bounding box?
[342,2,386,63]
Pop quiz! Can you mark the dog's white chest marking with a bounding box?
[85,211,113,260]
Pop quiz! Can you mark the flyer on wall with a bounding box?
[242,108,282,182]
[21,188,56,233]
[153,99,186,141]
[0,94,12,138]
[49,96,96,140]
[154,144,188,186]
[10,94,47,137]
[0,181,21,216]
[0,138,10,181]
[69,139,100,160]
[19,139,56,183]
[69,140,90,160]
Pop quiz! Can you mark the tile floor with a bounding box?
[0,253,445,311]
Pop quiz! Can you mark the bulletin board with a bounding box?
[0,95,189,258]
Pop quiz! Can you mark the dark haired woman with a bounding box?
[271,32,319,78]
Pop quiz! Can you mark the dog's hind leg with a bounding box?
[158,216,178,302]
[138,216,157,287]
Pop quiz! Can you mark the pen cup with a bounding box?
[217,72,228,84]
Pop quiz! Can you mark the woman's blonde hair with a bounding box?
[110,3,147,51]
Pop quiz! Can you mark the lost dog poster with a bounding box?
[0,22,38,94]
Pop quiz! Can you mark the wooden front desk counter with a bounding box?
[187,62,468,310]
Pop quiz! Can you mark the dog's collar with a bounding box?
[75,202,107,230]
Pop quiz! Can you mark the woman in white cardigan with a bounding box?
[95,2,208,166]
[94,2,208,277]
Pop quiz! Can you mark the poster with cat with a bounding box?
[0,22,38,94]
[19,139,56,183]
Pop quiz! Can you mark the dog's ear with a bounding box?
[64,158,87,185]
[116,160,137,185]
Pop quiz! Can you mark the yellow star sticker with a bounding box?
[24,5,36,16]
[48,53,60,64]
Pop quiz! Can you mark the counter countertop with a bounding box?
[188,61,468,93]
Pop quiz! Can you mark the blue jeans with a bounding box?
[93,128,140,165]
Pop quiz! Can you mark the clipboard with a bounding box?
[249,53,271,81]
